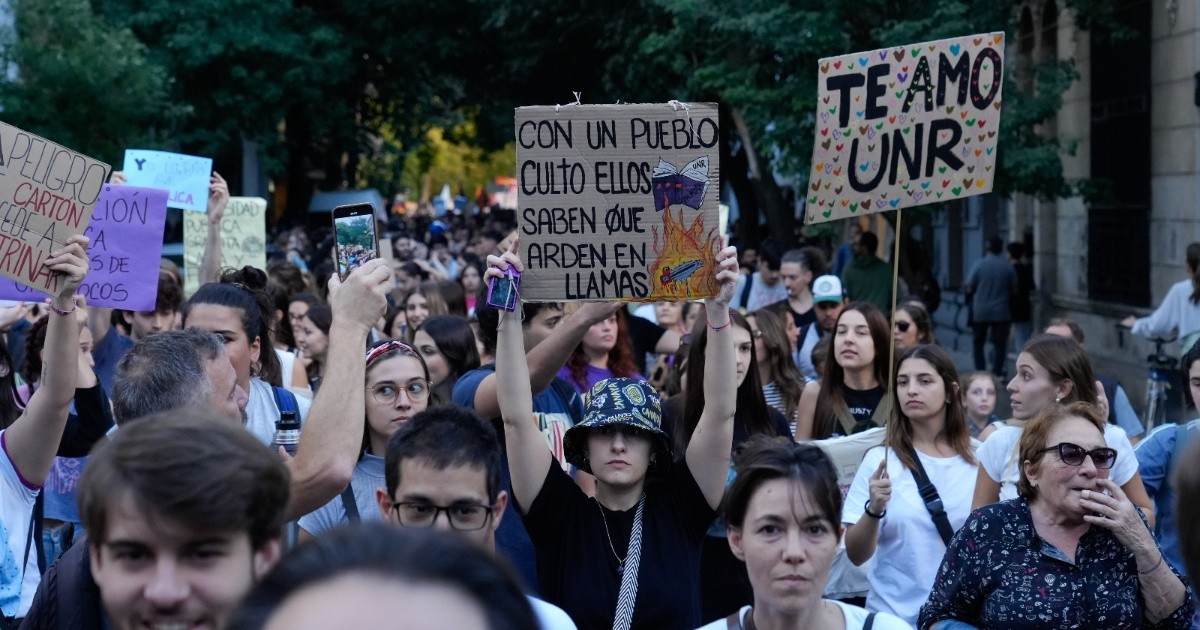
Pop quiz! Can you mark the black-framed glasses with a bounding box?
[1037,442,1117,469]
[368,381,430,405]
[894,321,912,333]
[391,501,495,531]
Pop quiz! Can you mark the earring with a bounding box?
[1054,395,1062,404]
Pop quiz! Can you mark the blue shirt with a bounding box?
[920,498,1195,630]
[91,330,134,397]
[452,364,584,596]
[964,253,1016,323]
[1136,419,1200,579]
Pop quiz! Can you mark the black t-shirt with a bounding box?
[626,315,667,375]
[764,299,817,334]
[660,395,793,449]
[521,459,715,630]
[842,382,886,434]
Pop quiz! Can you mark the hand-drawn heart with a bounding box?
[977,134,986,142]
[823,95,831,104]
[893,49,904,62]
[993,101,1002,110]
[965,138,972,145]
[858,56,868,66]
[816,164,825,172]
[858,162,869,172]
[848,62,856,70]
[974,149,982,156]
[835,144,844,151]
[936,192,944,198]
[910,48,920,58]
[868,128,877,140]
[894,91,904,99]
[960,111,969,119]
[875,200,888,208]
[823,209,832,218]
[920,182,930,189]
[978,120,987,128]
[902,126,911,135]
[913,192,924,202]
[888,116,897,124]
[973,37,982,45]
[878,51,887,60]
[875,122,884,129]
[986,147,994,155]
[941,180,950,188]
[820,112,830,124]
[835,186,843,194]
[938,166,947,174]
[988,131,996,138]
[820,128,829,137]
[964,178,974,187]
[833,167,842,176]
[946,106,955,114]
[949,43,962,56]
[859,126,868,135]
[889,198,900,208]
[880,192,888,198]
[860,200,870,210]
[992,35,1002,44]
[842,129,852,137]
[821,139,832,150]
[897,72,909,82]
[967,166,976,173]
[868,144,876,152]
[811,179,822,191]
[841,199,849,207]
[966,118,977,127]
[976,179,987,188]
[952,186,963,195]
[820,63,830,74]
[834,60,842,69]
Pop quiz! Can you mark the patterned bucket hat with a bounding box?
[563,377,672,474]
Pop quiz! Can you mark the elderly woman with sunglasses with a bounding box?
[298,339,434,538]
[919,402,1194,630]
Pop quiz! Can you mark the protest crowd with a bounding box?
[0,164,1193,630]
[0,48,1199,626]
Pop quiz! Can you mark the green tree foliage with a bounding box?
[0,0,181,163]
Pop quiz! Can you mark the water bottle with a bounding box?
[273,411,301,456]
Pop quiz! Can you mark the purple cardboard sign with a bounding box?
[0,185,168,310]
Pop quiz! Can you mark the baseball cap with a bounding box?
[813,275,844,304]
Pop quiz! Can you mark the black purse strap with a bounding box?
[909,453,955,546]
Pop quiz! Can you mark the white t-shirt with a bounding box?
[977,423,1136,501]
[245,378,312,447]
[841,443,979,626]
[696,600,912,630]
[0,431,40,618]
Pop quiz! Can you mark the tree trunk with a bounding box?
[728,105,793,245]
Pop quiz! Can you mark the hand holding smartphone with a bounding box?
[331,203,380,280]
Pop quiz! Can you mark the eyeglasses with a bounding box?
[1037,442,1117,469]
[369,381,430,405]
[391,501,495,531]
[894,321,912,333]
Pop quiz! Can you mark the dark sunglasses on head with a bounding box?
[1037,442,1117,469]
[894,321,912,333]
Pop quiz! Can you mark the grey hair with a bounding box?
[112,329,225,424]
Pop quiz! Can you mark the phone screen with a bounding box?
[332,204,379,279]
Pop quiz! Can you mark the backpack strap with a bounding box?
[909,452,956,546]
[863,612,877,630]
[341,484,361,523]
[739,273,754,307]
[272,386,299,416]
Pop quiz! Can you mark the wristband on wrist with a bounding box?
[1138,552,1164,575]
[863,499,886,519]
[708,318,732,332]
[48,299,77,317]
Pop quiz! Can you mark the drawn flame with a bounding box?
[649,204,719,301]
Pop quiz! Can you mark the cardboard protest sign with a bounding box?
[0,122,112,294]
[805,33,1005,223]
[183,197,267,294]
[122,150,212,212]
[515,103,721,302]
[0,185,168,310]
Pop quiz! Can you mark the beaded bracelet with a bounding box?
[47,299,77,317]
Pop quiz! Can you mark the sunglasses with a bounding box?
[894,321,912,333]
[1036,442,1117,469]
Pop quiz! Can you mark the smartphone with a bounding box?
[331,203,380,280]
[486,268,521,312]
